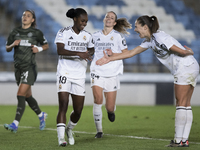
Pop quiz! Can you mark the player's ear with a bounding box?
[31,18,35,23]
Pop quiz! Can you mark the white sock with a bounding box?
[57,123,66,141]
[66,116,77,130]
[182,106,193,142]
[174,106,187,143]
[93,103,103,132]
[38,112,43,117]
[13,120,19,127]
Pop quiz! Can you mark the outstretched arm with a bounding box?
[96,46,147,65]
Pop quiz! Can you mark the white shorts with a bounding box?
[90,73,120,92]
[174,61,199,87]
[57,75,86,96]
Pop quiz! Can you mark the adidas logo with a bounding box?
[97,38,100,41]
[114,86,117,89]
[69,36,73,39]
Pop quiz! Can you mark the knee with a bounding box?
[106,105,115,113]
[73,108,83,118]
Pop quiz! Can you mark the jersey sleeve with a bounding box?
[54,29,66,44]
[140,39,150,49]
[36,30,48,45]
[88,35,94,48]
[118,35,127,50]
[161,35,175,50]
[6,30,15,46]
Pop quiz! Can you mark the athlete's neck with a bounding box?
[22,24,31,29]
[102,27,113,35]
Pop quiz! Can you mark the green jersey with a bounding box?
[6,26,48,69]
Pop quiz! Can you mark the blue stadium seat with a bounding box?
[92,20,103,29]
[96,0,126,7]
[139,49,154,64]
[88,15,98,21]
[191,46,200,63]
[65,0,82,7]
[169,0,186,14]
[178,40,189,47]
[82,0,98,7]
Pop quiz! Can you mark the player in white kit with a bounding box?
[55,8,94,146]
[90,11,132,138]
[96,15,199,147]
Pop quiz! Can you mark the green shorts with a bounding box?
[15,65,37,86]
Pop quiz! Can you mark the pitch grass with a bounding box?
[0,105,200,150]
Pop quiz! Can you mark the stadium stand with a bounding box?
[0,0,199,72]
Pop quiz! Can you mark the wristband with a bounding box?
[34,45,43,52]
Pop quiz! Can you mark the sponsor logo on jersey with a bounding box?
[152,36,169,58]
[19,40,31,46]
[68,41,88,47]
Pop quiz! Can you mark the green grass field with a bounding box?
[0,105,200,150]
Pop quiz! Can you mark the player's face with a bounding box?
[103,12,116,28]
[134,21,150,39]
[74,14,88,31]
[22,11,34,26]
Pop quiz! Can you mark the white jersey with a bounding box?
[55,26,94,79]
[90,29,127,77]
[140,30,198,75]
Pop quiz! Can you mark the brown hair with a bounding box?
[25,10,36,28]
[137,15,159,35]
[107,11,132,35]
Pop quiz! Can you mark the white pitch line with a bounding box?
[1,124,200,145]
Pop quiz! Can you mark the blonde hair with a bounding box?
[108,11,132,35]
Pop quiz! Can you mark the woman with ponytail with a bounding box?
[96,15,199,147]
[90,11,132,138]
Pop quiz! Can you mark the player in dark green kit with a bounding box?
[4,10,49,133]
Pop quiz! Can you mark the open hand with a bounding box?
[96,50,111,65]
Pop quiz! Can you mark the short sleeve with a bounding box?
[118,35,127,50]
[6,30,15,46]
[88,35,94,48]
[140,40,150,49]
[36,30,48,45]
[54,29,66,44]
[161,36,174,50]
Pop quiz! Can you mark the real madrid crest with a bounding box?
[110,36,114,41]
[59,84,62,90]
[83,36,86,41]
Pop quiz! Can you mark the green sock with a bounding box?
[25,96,41,115]
[15,96,26,122]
